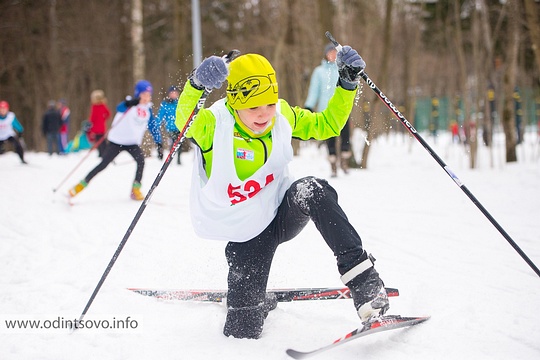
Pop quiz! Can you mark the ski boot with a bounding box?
[329,155,338,178]
[341,151,352,174]
[222,292,277,339]
[68,180,88,197]
[131,181,144,201]
[342,254,389,323]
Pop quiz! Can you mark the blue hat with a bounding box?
[134,80,153,98]
[168,85,180,93]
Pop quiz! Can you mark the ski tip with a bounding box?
[381,314,431,321]
[285,348,308,359]
[373,314,431,328]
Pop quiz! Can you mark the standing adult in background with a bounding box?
[156,85,182,164]
[57,98,71,153]
[42,100,63,156]
[88,89,111,157]
[305,43,353,177]
[0,100,27,164]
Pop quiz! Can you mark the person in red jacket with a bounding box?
[88,89,111,157]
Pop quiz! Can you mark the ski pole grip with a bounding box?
[325,31,343,52]
[223,49,241,65]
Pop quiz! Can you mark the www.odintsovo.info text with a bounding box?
[1,314,142,333]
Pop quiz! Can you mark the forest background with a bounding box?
[1,0,539,168]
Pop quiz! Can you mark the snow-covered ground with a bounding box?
[1,129,539,359]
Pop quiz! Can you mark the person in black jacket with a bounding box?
[41,100,63,155]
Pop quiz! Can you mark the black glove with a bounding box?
[124,96,140,107]
[336,46,365,90]
[157,143,163,160]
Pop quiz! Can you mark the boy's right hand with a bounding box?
[192,56,229,90]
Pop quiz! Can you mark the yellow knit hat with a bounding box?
[226,54,278,110]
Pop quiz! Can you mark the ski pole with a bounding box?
[73,50,241,329]
[52,107,132,193]
[52,133,108,193]
[326,31,540,279]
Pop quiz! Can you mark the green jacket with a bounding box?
[175,82,357,181]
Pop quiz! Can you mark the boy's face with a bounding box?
[0,106,7,116]
[236,104,276,134]
[139,91,152,104]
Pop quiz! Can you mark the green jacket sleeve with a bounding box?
[174,82,217,152]
[281,86,357,141]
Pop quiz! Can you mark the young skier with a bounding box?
[0,100,27,164]
[175,46,389,339]
[155,85,182,163]
[68,80,162,201]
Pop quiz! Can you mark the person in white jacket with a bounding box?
[68,80,162,201]
[0,100,26,164]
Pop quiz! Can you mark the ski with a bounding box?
[286,315,430,359]
[128,286,400,303]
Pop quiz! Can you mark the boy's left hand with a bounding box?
[337,46,365,89]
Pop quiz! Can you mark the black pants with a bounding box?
[94,134,107,158]
[327,118,351,156]
[0,136,25,162]
[225,176,365,310]
[84,142,145,183]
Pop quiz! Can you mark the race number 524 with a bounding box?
[227,174,274,205]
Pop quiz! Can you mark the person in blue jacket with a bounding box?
[156,85,182,164]
[305,43,353,177]
[68,80,162,201]
[0,100,26,164]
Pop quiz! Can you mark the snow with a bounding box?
[1,129,540,359]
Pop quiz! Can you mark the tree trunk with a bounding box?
[523,0,540,84]
[478,0,495,149]
[360,0,393,169]
[453,0,477,168]
[502,0,520,163]
[131,0,145,82]
[403,4,421,146]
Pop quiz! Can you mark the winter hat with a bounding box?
[167,85,180,93]
[134,80,153,98]
[0,101,9,110]
[226,54,278,110]
[324,43,336,57]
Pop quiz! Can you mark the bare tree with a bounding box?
[131,0,145,82]
[453,0,477,168]
[360,0,393,169]
[501,0,520,163]
[523,0,540,84]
